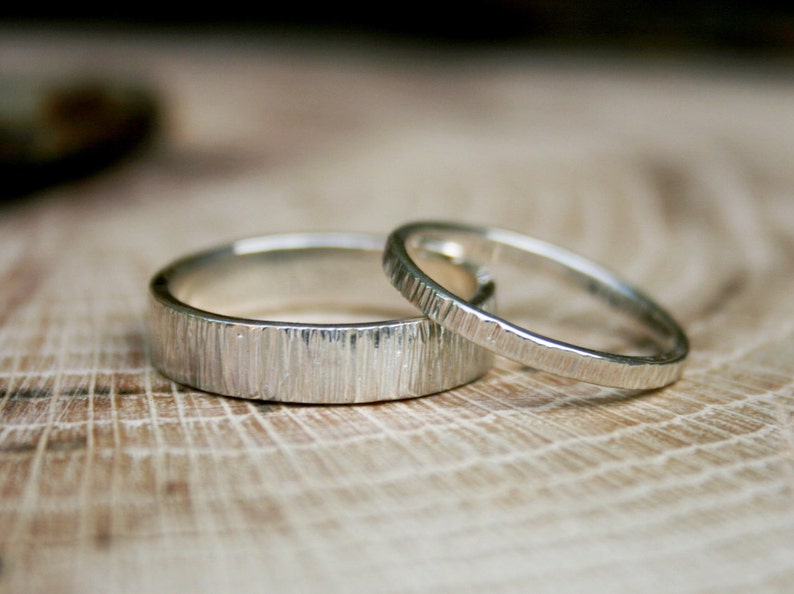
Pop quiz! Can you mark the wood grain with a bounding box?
[1,31,793,593]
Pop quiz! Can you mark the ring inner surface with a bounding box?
[409,230,678,357]
[171,245,479,324]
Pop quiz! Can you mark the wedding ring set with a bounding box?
[149,222,689,403]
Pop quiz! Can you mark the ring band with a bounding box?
[383,221,689,390]
[149,233,494,403]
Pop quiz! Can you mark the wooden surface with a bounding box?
[1,31,793,593]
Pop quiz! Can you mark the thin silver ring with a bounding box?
[149,232,494,403]
[383,221,689,390]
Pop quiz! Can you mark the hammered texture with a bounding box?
[384,226,688,390]
[149,293,494,403]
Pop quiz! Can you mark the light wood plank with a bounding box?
[1,31,793,594]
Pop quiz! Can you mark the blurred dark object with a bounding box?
[2,2,794,52]
[0,79,159,200]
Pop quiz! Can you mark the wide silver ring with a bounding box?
[149,232,494,403]
[383,221,689,390]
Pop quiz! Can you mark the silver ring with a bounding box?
[383,221,689,390]
[149,233,494,403]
